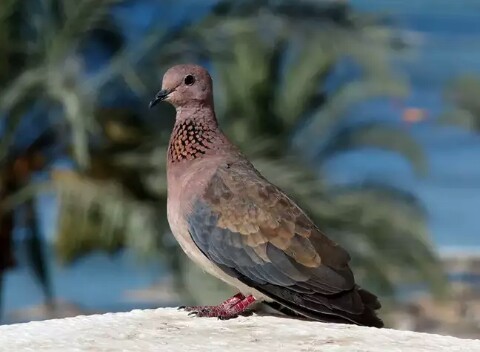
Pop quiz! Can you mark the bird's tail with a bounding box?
[262,285,384,328]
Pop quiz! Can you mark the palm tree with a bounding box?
[0,0,217,313]
[0,0,446,314]
[0,0,164,319]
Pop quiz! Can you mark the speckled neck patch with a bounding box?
[168,118,218,162]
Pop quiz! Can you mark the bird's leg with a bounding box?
[189,294,256,320]
[179,292,245,313]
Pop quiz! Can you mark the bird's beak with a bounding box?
[149,89,171,109]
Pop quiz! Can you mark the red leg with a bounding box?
[179,293,245,313]
[191,294,256,320]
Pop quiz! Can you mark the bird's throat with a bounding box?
[168,111,221,163]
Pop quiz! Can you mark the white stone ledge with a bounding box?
[1,308,479,352]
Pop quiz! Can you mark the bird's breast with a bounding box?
[166,158,222,273]
[165,158,270,300]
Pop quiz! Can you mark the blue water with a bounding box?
[3,247,171,322]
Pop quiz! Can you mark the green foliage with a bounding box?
[0,0,130,318]
[0,0,121,166]
[52,170,166,263]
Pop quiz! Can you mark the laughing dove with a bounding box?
[149,64,383,327]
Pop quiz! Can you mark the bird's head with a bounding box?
[149,64,213,109]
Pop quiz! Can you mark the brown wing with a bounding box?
[187,160,382,327]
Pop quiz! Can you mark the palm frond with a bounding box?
[0,69,45,113]
[326,183,446,297]
[52,169,164,263]
[0,0,18,81]
[47,0,123,63]
[276,33,335,129]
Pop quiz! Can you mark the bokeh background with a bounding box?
[1,0,480,338]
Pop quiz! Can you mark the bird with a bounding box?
[149,64,383,328]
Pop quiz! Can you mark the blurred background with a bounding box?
[1,0,480,338]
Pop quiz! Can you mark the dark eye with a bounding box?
[184,75,195,86]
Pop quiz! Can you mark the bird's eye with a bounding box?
[184,75,195,86]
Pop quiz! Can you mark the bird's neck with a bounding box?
[167,106,226,164]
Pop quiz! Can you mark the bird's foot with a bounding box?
[181,293,256,320]
[179,292,245,312]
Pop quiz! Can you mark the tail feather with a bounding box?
[357,286,382,310]
[257,284,384,328]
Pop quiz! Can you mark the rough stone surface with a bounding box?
[1,308,479,351]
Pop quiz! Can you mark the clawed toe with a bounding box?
[187,309,205,317]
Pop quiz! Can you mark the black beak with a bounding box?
[149,89,170,109]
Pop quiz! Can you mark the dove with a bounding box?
[149,64,383,327]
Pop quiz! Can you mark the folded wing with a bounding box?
[187,161,383,327]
